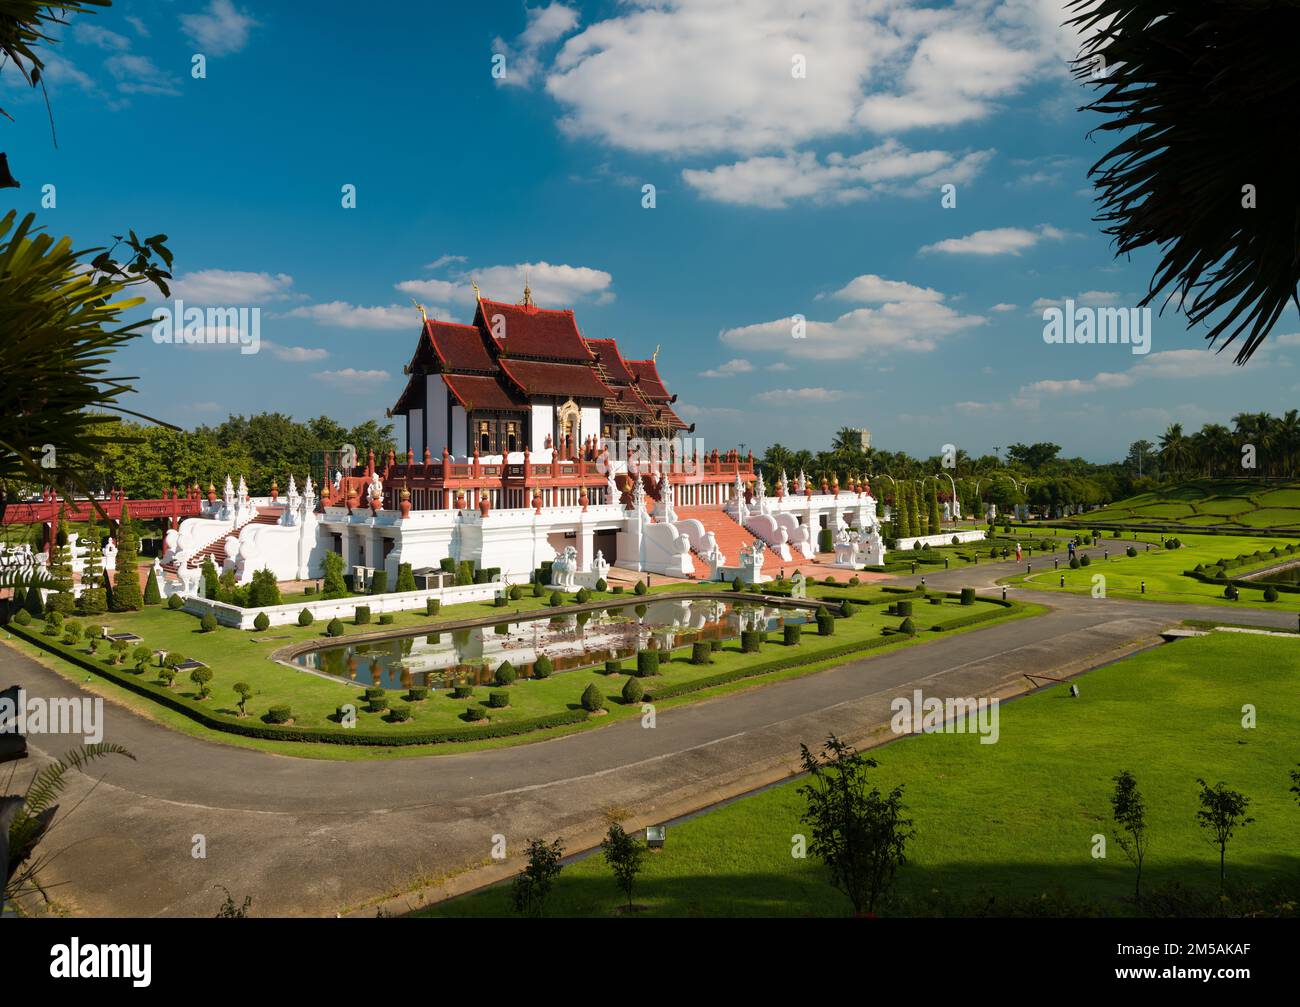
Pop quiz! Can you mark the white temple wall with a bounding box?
[531,401,553,452]
[407,407,424,460]
[426,376,448,453]
[450,403,467,456]
[580,405,601,444]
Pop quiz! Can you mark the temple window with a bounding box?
[478,420,491,454]
[506,421,518,453]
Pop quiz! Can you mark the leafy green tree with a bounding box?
[247,568,281,608]
[76,523,106,614]
[395,562,416,593]
[926,481,940,535]
[798,734,915,916]
[1195,778,1254,891]
[1110,770,1151,900]
[201,557,220,600]
[189,666,213,699]
[320,551,347,599]
[600,823,644,911]
[110,505,142,611]
[510,837,564,918]
[233,682,253,716]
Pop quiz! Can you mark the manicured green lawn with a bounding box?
[422,632,1300,917]
[4,582,1033,758]
[1070,479,1300,531]
[1008,533,1300,610]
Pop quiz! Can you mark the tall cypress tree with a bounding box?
[46,509,75,613]
[110,504,143,611]
[927,482,941,536]
[78,520,107,614]
[896,484,911,538]
[910,483,923,537]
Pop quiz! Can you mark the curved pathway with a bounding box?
[4,542,1295,916]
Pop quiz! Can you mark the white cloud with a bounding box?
[700,358,755,378]
[721,276,985,360]
[1020,349,1247,397]
[283,301,414,330]
[172,269,296,304]
[261,341,329,363]
[312,368,391,392]
[992,303,1018,312]
[396,260,613,308]
[766,362,792,372]
[679,404,744,420]
[125,16,150,37]
[73,24,131,50]
[534,1,1086,158]
[921,224,1067,256]
[831,274,944,304]
[754,387,848,405]
[105,53,180,96]
[494,3,581,88]
[682,141,994,209]
[181,0,258,56]
[1031,290,1123,310]
[424,254,468,271]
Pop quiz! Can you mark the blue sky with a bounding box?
[4,0,1297,462]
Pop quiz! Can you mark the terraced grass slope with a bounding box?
[1075,480,1300,533]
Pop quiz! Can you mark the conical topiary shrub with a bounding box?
[581,682,605,712]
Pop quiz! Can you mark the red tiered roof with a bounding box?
[442,373,529,412]
[423,319,497,373]
[626,358,672,402]
[499,358,613,401]
[474,299,595,363]
[585,337,637,385]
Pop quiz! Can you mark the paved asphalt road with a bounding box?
[4,544,1295,916]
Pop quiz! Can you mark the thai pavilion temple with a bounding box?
[155,286,890,620]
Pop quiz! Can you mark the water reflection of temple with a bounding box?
[302,598,808,690]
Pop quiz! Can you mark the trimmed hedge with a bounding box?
[581,682,605,712]
[784,624,801,646]
[426,598,441,616]
[253,612,270,632]
[532,655,553,679]
[691,641,712,665]
[355,606,371,625]
[622,676,644,704]
[816,610,835,636]
[740,630,761,653]
[267,705,292,724]
[327,617,344,637]
[488,690,510,709]
[452,684,473,699]
[960,588,976,606]
[494,661,517,686]
[636,650,660,677]
[605,659,623,675]
[298,608,314,627]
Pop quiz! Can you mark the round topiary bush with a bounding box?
[387,703,412,722]
[621,676,644,704]
[493,595,508,608]
[576,587,591,604]
[1224,585,1239,600]
[532,580,545,598]
[784,624,801,646]
[508,584,522,601]
[13,609,31,626]
[1263,585,1279,603]
[960,587,976,606]
[253,612,270,632]
[452,684,473,699]
[548,590,563,607]
[464,704,487,722]
[167,594,184,610]
[298,608,314,627]
[494,661,517,687]
[379,613,395,625]
[407,686,428,702]
[364,686,385,700]
[266,705,292,724]
[367,692,388,713]
[691,641,711,664]
[605,659,623,675]
[1069,557,1081,570]
[595,578,607,592]
[636,650,660,677]
[532,655,553,679]
[581,682,605,712]
[488,690,510,709]
[200,611,218,633]
[900,617,916,635]
[740,630,761,653]
[840,601,856,617]
[634,580,648,596]
[1080,554,1092,567]
[1126,546,1138,558]
[327,617,344,637]
[730,578,743,592]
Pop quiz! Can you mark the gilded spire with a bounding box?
[471,278,481,302]
[410,297,428,324]
[652,343,661,362]
[520,269,533,308]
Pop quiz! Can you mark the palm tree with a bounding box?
[1158,423,1191,478]
[1069,0,1300,364]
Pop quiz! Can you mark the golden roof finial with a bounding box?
[471,278,481,302]
[410,297,428,324]
[521,269,533,308]
[652,343,661,363]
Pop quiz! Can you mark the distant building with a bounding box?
[847,427,870,451]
